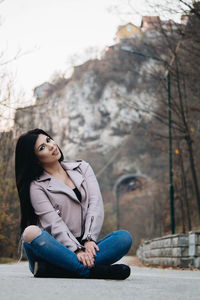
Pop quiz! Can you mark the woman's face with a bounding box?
[34,134,61,165]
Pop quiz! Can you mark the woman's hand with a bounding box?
[76,249,94,268]
[84,241,99,257]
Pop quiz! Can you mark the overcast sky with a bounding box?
[0,0,189,101]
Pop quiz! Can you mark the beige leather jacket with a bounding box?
[30,160,104,252]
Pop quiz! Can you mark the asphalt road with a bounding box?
[0,259,200,300]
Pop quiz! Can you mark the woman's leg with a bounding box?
[22,226,90,278]
[22,240,40,274]
[94,230,133,265]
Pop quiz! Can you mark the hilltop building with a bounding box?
[115,22,142,43]
[34,82,55,101]
[115,15,186,43]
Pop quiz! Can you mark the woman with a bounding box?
[15,128,133,280]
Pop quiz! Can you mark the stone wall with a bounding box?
[136,231,200,268]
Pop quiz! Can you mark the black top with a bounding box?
[72,187,94,246]
[72,187,82,202]
[72,187,94,245]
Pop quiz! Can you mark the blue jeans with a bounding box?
[22,230,133,278]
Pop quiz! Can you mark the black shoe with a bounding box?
[89,264,131,280]
[33,261,79,278]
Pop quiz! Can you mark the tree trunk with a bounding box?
[174,58,200,221]
[186,136,200,221]
[179,147,192,231]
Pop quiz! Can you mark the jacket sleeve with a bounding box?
[81,162,104,242]
[30,182,84,252]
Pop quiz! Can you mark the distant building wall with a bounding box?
[141,16,161,32]
[141,16,181,32]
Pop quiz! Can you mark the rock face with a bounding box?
[14,41,158,161]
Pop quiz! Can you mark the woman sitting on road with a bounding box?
[15,128,132,280]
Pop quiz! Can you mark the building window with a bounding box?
[127,25,132,32]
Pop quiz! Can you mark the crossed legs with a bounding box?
[22,225,133,278]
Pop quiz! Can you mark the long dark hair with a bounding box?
[15,128,64,234]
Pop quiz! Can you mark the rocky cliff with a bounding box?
[15,38,161,164]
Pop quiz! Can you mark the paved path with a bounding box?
[0,259,200,300]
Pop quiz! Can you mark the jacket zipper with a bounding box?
[67,233,84,250]
[80,204,85,237]
[87,216,94,240]
[89,216,94,232]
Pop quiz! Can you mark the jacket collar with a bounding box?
[36,161,84,202]
[61,160,82,171]
[36,161,82,181]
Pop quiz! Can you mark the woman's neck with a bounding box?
[43,161,64,177]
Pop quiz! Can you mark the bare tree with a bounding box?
[108,0,200,231]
